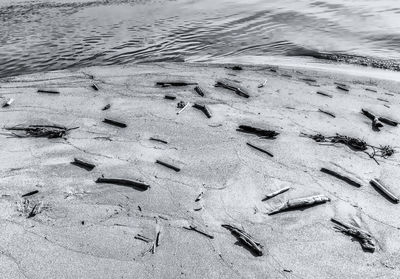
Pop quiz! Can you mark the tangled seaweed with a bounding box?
[5,124,78,139]
[301,132,395,164]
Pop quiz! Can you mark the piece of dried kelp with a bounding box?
[268,195,330,215]
[320,168,361,188]
[237,125,279,139]
[331,218,375,252]
[95,178,150,191]
[222,224,263,256]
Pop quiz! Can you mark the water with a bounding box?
[1,0,400,77]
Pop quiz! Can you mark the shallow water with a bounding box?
[1,0,400,77]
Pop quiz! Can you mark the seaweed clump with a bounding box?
[301,132,394,164]
[5,124,77,139]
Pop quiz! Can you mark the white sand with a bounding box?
[0,62,399,278]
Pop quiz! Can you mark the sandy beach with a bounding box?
[0,62,399,278]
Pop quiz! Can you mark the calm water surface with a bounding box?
[1,0,400,76]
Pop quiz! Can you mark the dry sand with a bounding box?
[0,62,399,278]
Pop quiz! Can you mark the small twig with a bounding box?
[320,168,361,187]
[246,142,273,157]
[37,89,60,94]
[183,225,214,239]
[155,160,180,172]
[149,137,168,144]
[262,187,290,201]
[316,91,332,98]
[177,102,191,115]
[318,109,336,118]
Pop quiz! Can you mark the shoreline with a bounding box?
[0,62,399,278]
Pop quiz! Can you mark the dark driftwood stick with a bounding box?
[246,142,273,157]
[183,225,214,239]
[331,218,375,252]
[222,224,263,256]
[361,109,376,121]
[149,137,168,144]
[103,118,127,128]
[102,104,111,111]
[262,187,290,201]
[214,80,250,98]
[268,195,330,215]
[71,158,96,171]
[22,190,39,198]
[336,85,349,92]
[378,117,398,126]
[320,168,361,188]
[37,89,60,94]
[91,83,99,91]
[194,86,205,97]
[365,88,377,92]
[225,65,243,71]
[301,78,317,82]
[135,234,152,243]
[164,95,176,100]
[156,81,198,87]
[377,98,389,103]
[95,178,150,191]
[192,103,212,118]
[316,91,332,98]
[156,160,180,172]
[2,98,14,107]
[370,179,399,203]
[318,109,336,118]
[237,125,279,139]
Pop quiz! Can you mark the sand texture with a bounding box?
[0,62,399,278]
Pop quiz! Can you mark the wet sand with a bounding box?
[0,62,399,278]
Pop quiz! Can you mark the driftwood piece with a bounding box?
[378,117,398,126]
[370,179,399,203]
[22,190,39,198]
[192,103,212,118]
[91,83,99,91]
[195,192,203,202]
[301,78,317,82]
[318,109,335,118]
[258,79,267,88]
[183,225,214,239]
[225,65,243,71]
[135,234,152,243]
[221,224,263,256]
[246,142,273,157]
[365,88,377,93]
[149,137,168,144]
[5,124,76,138]
[177,102,191,115]
[320,168,361,188]
[102,104,111,111]
[336,85,349,92]
[156,160,180,172]
[262,187,291,201]
[71,158,96,171]
[37,89,60,94]
[2,98,14,107]
[331,218,375,252]
[316,91,332,98]
[194,86,205,97]
[103,118,127,128]
[237,125,279,139]
[164,95,176,100]
[156,81,197,87]
[95,178,150,191]
[361,109,383,131]
[377,98,389,103]
[268,195,330,215]
[215,79,249,98]
[27,202,43,218]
